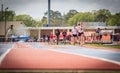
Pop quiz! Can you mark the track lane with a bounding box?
[0,43,120,70]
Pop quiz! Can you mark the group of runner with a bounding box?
[71,22,85,45]
[47,22,85,46]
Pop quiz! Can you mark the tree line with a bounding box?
[0,9,120,26]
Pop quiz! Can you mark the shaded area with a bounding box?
[25,43,53,49]
[0,44,13,56]
[52,45,120,62]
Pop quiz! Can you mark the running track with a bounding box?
[0,42,120,70]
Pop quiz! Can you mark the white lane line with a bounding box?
[49,49,120,65]
[0,44,14,64]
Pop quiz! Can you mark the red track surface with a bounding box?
[0,43,120,70]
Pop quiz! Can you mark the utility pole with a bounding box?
[48,0,50,26]
[5,7,8,38]
[1,4,3,21]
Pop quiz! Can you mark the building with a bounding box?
[26,25,120,43]
[0,21,120,43]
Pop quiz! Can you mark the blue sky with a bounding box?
[0,0,120,20]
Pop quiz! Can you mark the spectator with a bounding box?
[96,28,100,33]
[50,32,54,44]
[47,34,50,43]
[43,35,46,42]
[96,28,101,41]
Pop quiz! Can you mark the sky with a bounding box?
[0,0,120,20]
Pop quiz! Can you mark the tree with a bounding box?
[15,14,36,27]
[107,13,120,26]
[67,12,94,26]
[94,9,111,22]
[64,10,78,24]
[0,10,16,21]
[40,16,47,26]
[42,10,62,26]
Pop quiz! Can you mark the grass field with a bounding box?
[85,43,120,49]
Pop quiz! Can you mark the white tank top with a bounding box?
[72,28,77,35]
[77,26,83,33]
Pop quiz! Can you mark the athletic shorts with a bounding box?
[72,34,77,37]
[78,32,84,36]
[63,35,66,38]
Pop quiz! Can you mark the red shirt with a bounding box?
[50,34,53,39]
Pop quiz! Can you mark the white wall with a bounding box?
[15,23,29,36]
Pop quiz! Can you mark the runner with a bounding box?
[71,25,78,45]
[62,29,67,44]
[77,22,84,46]
[55,29,60,45]
[66,29,72,43]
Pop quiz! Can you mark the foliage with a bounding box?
[41,16,47,25]
[107,13,120,26]
[1,9,119,27]
[0,10,16,21]
[85,44,120,49]
[14,14,39,27]
[64,10,78,24]
[67,12,94,26]
[94,9,111,22]
[42,10,62,26]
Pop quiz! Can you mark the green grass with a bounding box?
[85,44,120,49]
